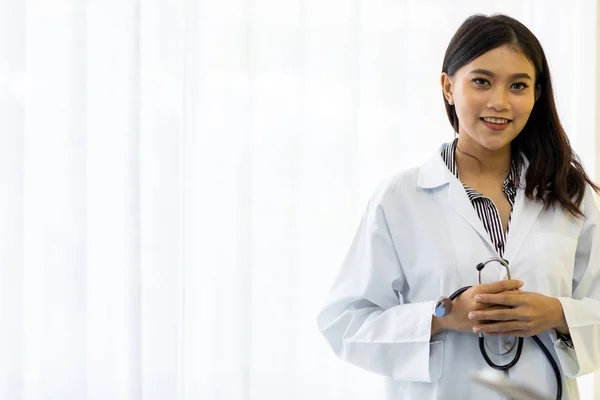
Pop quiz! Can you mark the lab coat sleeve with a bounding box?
[550,188,600,377]
[317,189,444,382]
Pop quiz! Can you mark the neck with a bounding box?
[455,136,512,178]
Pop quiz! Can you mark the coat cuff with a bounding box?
[391,300,444,382]
[548,327,579,377]
[372,300,445,382]
[550,296,600,377]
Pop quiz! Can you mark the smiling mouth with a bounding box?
[480,117,512,124]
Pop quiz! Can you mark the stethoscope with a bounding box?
[440,257,563,400]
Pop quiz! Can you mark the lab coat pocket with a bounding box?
[532,233,577,296]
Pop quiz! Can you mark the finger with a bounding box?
[473,321,528,334]
[468,308,525,322]
[474,292,523,306]
[477,304,512,311]
[476,280,523,294]
[484,330,532,338]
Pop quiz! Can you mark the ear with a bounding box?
[535,84,542,102]
[441,72,454,105]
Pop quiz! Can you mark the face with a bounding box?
[441,44,540,153]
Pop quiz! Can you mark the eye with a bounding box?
[472,78,490,87]
[511,81,529,91]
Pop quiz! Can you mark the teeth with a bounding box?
[483,117,509,124]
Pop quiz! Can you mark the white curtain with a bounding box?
[0,0,598,399]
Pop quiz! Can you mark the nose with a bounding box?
[487,87,511,112]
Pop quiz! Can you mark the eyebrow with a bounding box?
[469,68,533,80]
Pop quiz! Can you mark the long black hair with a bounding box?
[442,14,599,217]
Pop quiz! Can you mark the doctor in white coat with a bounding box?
[317,14,600,400]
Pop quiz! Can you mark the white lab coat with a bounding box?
[317,146,600,399]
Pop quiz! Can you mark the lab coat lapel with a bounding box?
[420,147,543,266]
[503,186,543,264]
[447,178,497,253]
[418,147,496,253]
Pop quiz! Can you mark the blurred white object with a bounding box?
[469,370,551,400]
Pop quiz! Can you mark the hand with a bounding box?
[468,290,568,337]
[438,280,524,333]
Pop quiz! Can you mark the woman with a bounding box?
[317,14,600,400]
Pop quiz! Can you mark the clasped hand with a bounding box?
[440,280,568,337]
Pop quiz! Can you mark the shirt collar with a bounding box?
[441,138,520,191]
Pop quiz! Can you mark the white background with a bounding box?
[0,0,598,399]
